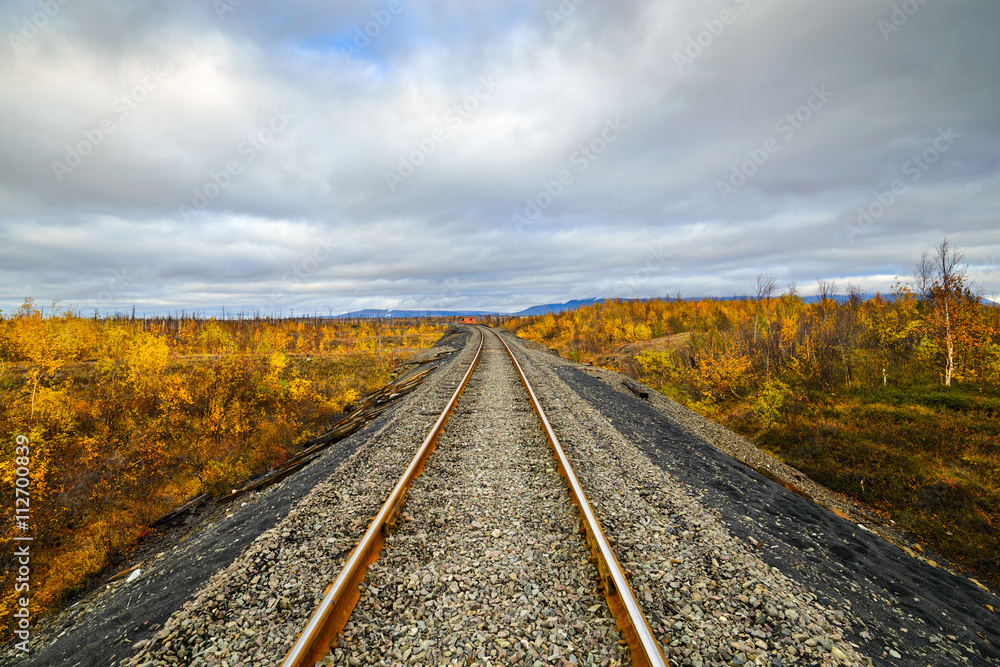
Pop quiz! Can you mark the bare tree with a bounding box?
[816,279,838,303]
[835,282,866,386]
[846,281,865,308]
[914,250,935,299]
[934,237,967,282]
[753,274,778,302]
[815,280,838,327]
[751,274,777,366]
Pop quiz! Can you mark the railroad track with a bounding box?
[30,325,996,667]
[282,326,668,666]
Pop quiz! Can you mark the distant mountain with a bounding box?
[336,299,605,318]
[513,298,605,316]
[335,293,896,319]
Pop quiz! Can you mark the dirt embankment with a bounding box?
[592,332,694,371]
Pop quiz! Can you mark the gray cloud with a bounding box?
[1,0,998,315]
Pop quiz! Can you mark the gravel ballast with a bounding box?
[495,331,870,667]
[120,332,484,667]
[324,331,627,666]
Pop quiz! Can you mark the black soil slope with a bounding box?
[553,364,1000,667]
[9,431,363,667]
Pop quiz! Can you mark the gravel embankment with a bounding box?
[497,330,871,667]
[503,329,1000,666]
[324,331,627,666]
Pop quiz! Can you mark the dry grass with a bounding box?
[592,332,694,371]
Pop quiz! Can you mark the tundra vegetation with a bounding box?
[512,240,1000,591]
[0,309,442,636]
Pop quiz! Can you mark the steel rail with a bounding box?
[280,328,485,667]
[493,328,670,667]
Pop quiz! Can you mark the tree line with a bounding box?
[511,239,1000,590]
[515,239,998,403]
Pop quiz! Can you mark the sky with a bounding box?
[1,0,998,316]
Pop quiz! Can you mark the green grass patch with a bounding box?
[727,382,1000,590]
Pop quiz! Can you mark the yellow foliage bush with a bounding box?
[751,377,792,429]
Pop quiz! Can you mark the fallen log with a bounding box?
[622,378,650,399]
[151,493,213,527]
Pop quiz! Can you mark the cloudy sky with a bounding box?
[1,0,998,315]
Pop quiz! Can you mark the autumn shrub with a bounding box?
[750,377,792,429]
[635,350,678,390]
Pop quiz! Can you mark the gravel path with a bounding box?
[323,330,627,667]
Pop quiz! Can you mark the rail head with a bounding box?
[491,327,669,667]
